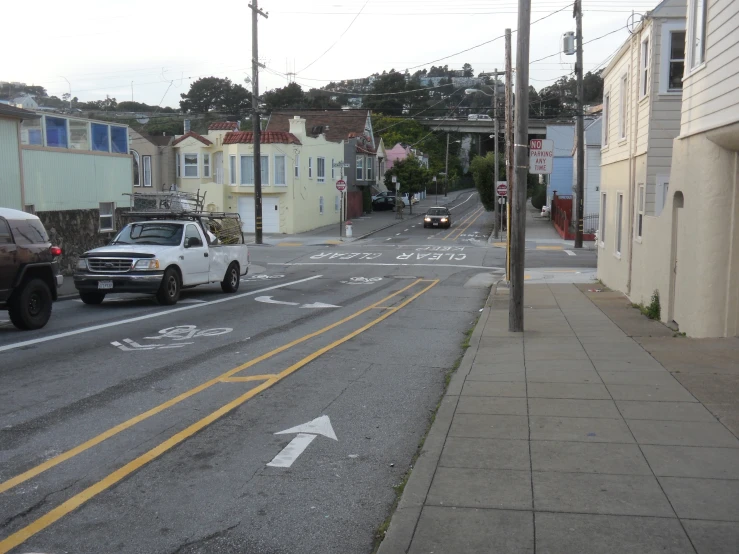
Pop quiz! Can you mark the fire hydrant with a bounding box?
[345,220,353,238]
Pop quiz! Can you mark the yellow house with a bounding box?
[173,117,344,234]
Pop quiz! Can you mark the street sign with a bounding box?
[529,139,554,174]
[496,181,508,196]
[335,179,347,192]
[391,175,397,183]
[331,161,351,168]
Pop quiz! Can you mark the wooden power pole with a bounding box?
[510,3,531,333]
[574,0,585,248]
[249,1,268,244]
[505,28,513,281]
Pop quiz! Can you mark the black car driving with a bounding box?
[423,207,452,229]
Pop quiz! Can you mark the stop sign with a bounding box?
[336,179,347,192]
[496,182,508,196]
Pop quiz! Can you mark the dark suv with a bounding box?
[0,208,63,330]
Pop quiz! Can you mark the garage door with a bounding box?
[237,196,280,233]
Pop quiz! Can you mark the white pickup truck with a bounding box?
[74,214,249,305]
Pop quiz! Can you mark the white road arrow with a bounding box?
[255,296,299,306]
[299,302,341,309]
[267,415,338,468]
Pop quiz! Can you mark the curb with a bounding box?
[377,283,496,554]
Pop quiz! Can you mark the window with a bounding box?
[669,31,686,90]
[356,155,364,180]
[331,158,336,180]
[640,37,650,98]
[319,196,324,214]
[45,116,68,148]
[185,224,202,247]
[132,151,140,187]
[214,152,224,184]
[688,0,706,69]
[259,155,269,185]
[619,75,628,139]
[203,153,210,178]
[366,157,374,181]
[603,93,610,147]
[99,202,115,232]
[295,154,300,178]
[379,158,385,178]
[616,193,624,255]
[274,155,286,185]
[317,157,326,182]
[110,126,128,153]
[308,157,313,178]
[0,218,12,244]
[20,119,43,145]
[656,175,670,216]
[176,153,181,178]
[142,155,152,187]
[636,185,645,239]
[241,155,254,185]
[183,153,199,177]
[600,194,607,246]
[335,195,340,212]
[229,155,237,185]
[91,123,109,152]
[69,120,89,150]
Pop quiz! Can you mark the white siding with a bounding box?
[681,0,739,135]
[585,147,601,216]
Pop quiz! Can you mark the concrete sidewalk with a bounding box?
[378,283,739,554]
[244,189,474,246]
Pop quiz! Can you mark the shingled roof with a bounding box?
[222,131,301,145]
[266,110,371,143]
[208,121,239,131]
[172,130,212,146]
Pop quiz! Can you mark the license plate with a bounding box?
[433,222,439,226]
[98,280,114,290]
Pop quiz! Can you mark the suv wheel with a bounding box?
[156,268,181,305]
[80,292,106,305]
[8,278,53,330]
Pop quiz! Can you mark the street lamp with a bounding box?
[432,176,437,204]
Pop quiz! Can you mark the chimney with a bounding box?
[288,115,306,138]
[184,119,191,133]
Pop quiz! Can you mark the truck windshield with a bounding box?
[112,223,184,246]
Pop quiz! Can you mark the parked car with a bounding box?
[468,114,493,121]
[372,191,394,201]
[372,196,396,211]
[423,207,452,229]
[0,207,63,330]
[74,213,249,306]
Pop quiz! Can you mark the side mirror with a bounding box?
[186,236,203,248]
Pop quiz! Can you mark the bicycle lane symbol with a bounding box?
[110,325,234,351]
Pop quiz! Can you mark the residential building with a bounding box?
[173,118,344,234]
[129,129,176,190]
[385,143,430,173]
[267,110,378,218]
[0,94,39,111]
[572,117,602,226]
[545,124,576,205]
[0,107,132,272]
[374,137,388,193]
[597,0,739,337]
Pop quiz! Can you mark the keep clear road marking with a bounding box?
[564,250,576,256]
[267,415,337,468]
[0,279,438,554]
[0,275,323,354]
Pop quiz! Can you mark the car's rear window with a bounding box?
[427,209,448,215]
[8,219,49,245]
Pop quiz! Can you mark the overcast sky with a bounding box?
[3,0,662,108]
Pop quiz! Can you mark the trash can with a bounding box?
[345,221,353,238]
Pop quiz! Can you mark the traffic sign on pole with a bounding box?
[496,181,508,197]
[335,179,347,192]
[529,139,554,174]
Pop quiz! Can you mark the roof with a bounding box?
[0,104,40,120]
[208,121,239,131]
[172,131,213,146]
[223,131,301,145]
[266,110,370,143]
[145,134,175,147]
[0,207,40,220]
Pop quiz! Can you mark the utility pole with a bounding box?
[444,133,450,197]
[505,29,513,281]
[249,1,268,244]
[493,68,500,239]
[574,0,585,248]
[510,3,531,333]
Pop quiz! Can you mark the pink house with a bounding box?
[385,143,429,172]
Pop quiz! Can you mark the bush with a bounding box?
[645,290,661,320]
[531,183,547,210]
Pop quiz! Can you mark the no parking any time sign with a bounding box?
[529,139,554,174]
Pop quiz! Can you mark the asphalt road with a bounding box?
[0,192,595,554]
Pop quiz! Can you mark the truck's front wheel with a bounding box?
[156,268,181,305]
[221,262,240,293]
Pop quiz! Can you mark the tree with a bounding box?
[180,77,252,116]
[365,70,407,115]
[470,152,499,211]
[462,63,474,77]
[262,82,307,110]
[384,156,432,215]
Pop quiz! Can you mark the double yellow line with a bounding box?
[0,279,438,553]
[443,206,485,241]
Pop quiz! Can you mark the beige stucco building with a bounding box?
[129,129,175,190]
[597,0,739,337]
[174,118,344,234]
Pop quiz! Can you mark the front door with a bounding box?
[181,224,210,285]
[0,218,17,302]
